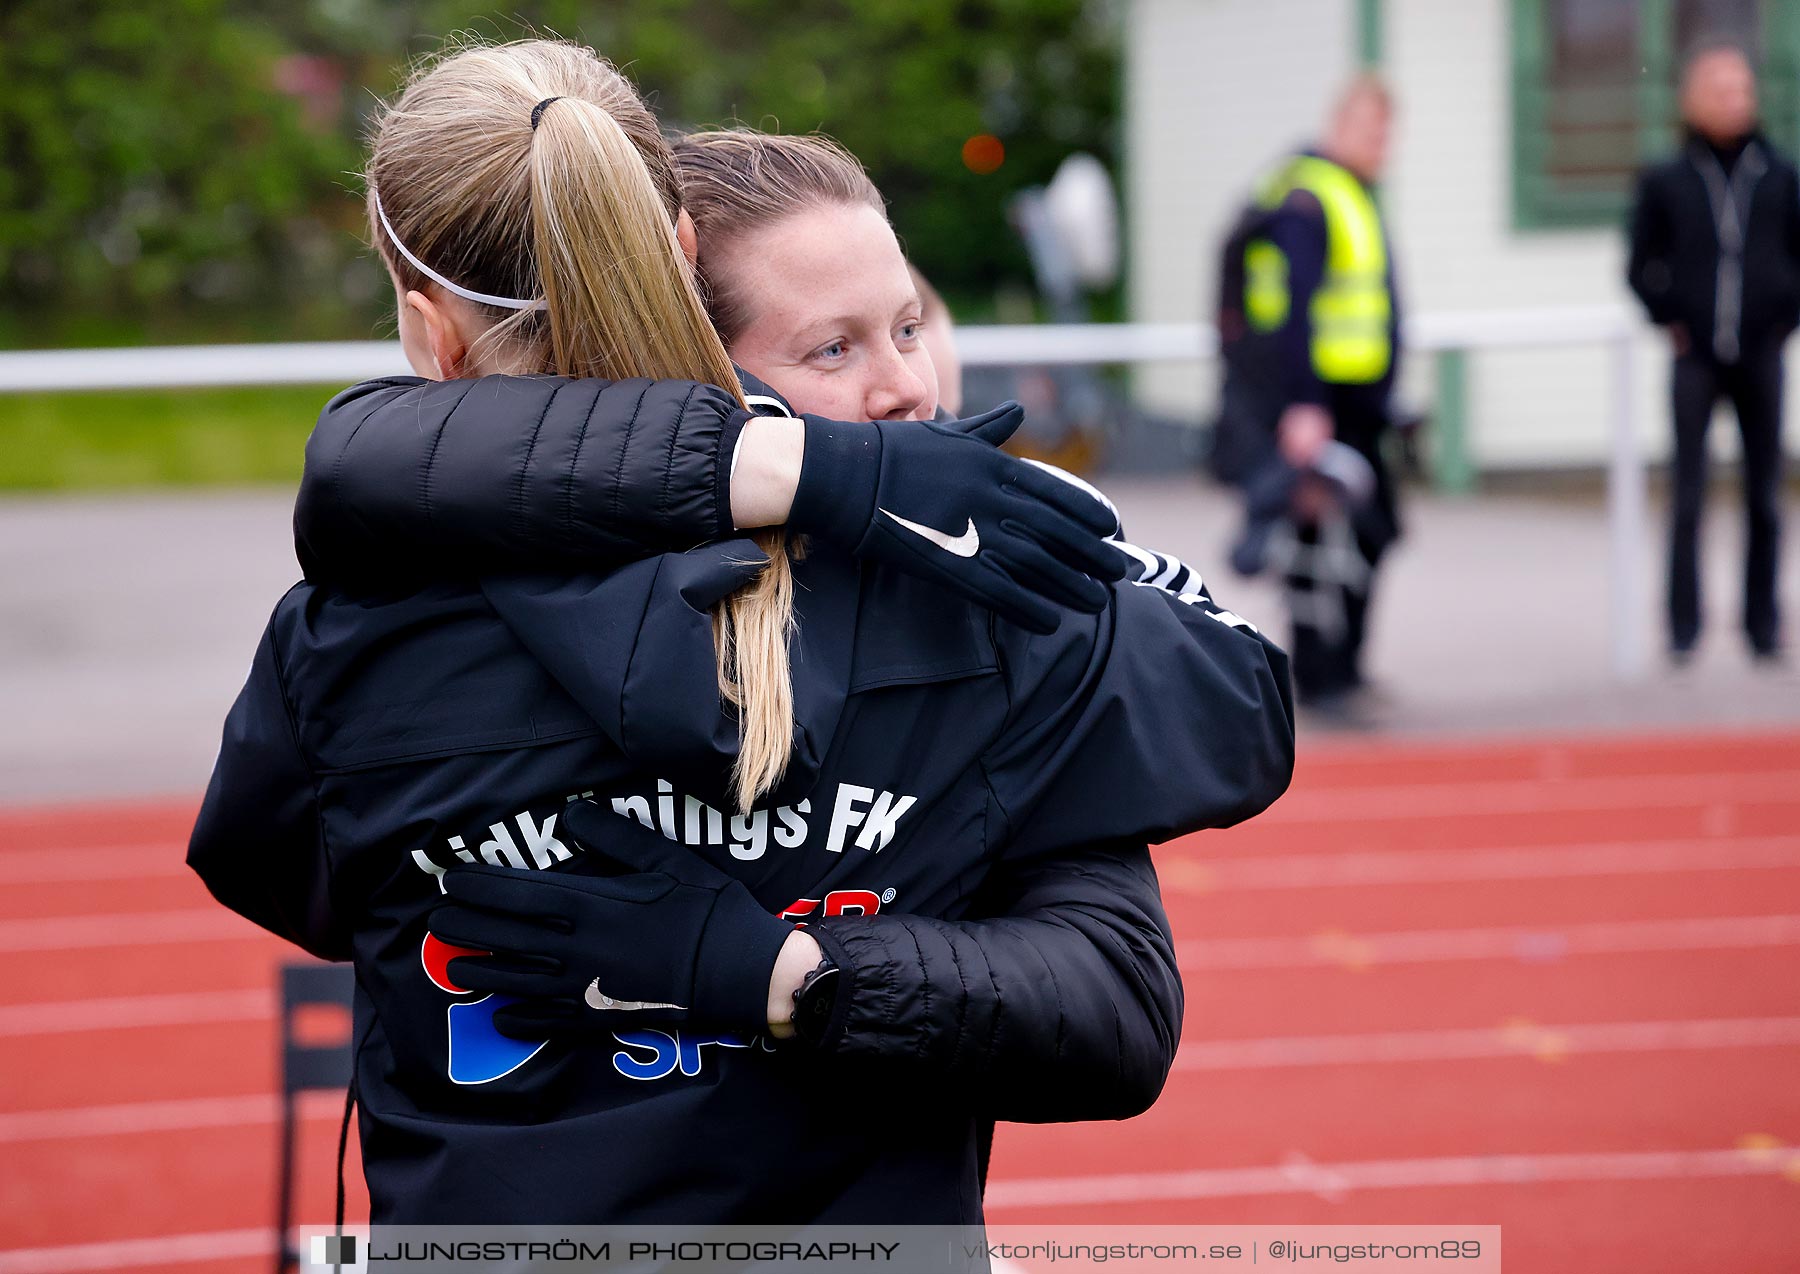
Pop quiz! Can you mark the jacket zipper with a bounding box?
[1693,141,1767,364]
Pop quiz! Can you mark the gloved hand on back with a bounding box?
[430,801,793,1039]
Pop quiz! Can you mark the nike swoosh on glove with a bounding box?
[787,402,1130,634]
[429,801,793,1039]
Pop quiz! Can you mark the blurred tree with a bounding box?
[0,0,1119,344]
[0,0,367,343]
[529,0,1124,307]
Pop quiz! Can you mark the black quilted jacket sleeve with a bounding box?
[295,375,749,583]
[808,842,1183,1122]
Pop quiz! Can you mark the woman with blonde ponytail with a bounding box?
[362,39,794,812]
[525,90,800,810]
[193,40,1293,1227]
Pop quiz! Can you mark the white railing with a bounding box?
[0,309,1648,679]
[0,341,407,393]
[0,308,1637,385]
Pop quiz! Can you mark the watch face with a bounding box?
[795,965,842,1043]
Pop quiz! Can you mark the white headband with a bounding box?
[371,188,546,312]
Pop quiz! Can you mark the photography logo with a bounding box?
[309,1234,358,1267]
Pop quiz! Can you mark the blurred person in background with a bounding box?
[1211,76,1401,714]
[1628,42,1798,665]
[911,262,964,416]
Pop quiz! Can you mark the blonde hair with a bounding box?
[674,129,886,343]
[367,39,794,810]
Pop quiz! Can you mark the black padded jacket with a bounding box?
[190,538,1288,1222]
[289,371,1200,1127]
[196,372,1294,1223]
[294,375,752,585]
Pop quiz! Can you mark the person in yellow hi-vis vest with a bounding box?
[1212,76,1401,713]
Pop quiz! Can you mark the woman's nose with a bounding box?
[866,346,928,421]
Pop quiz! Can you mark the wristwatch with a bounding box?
[791,951,842,1046]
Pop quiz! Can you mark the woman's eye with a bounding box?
[897,322,921,343]
[814,340,847,362]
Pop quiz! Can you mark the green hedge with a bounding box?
[0,387,333,489]
[2,0,1120,346]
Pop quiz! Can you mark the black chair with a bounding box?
[275,961,357,1273]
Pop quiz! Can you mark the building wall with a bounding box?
[1124,0,1355,426]
[1126,0,1784,469]
[1386,0,1635,468]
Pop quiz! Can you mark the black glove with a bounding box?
[430,801,793,1039]
[787,402,1130,634]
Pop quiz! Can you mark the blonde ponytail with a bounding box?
[713,537,798,805]
[367,38,795,810]
[527,99,739,388]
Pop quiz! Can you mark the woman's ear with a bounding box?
[676,208,700,268]
[404,287,470,380]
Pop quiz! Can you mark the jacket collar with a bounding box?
[1684,127,1767,169]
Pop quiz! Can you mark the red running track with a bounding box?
[1,729,1797,1273]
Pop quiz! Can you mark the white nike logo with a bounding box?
[585,979,686,1013]
[878,509,980,557]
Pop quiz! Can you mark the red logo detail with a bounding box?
[421,931,487,994]
[780,888,884,922]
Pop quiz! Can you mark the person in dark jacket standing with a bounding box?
[1214,77,1401,711]
[1629,43,1799,663]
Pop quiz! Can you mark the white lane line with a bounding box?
[6,769,1797,877]
[12,830,1800,889]
[6,1142,1796,1269]
[0,1095,271,1142]
[0,1227,271,1274]
[0,833,190,856]
[1179,914,1800,971]
[3,1014,1790,1144]
[4,763,1796,857]
[1163,835,1800,892]
[2,914,1794,1029]
[0,910,262,953]
[0,1154,1789,1273]
[0,989,272,1037]
[984,1145,1800,1209]
[6,847,190,883]
[1177,1015,1800,1070]
[0,1091,346,1144]
[1304,753,1800,779]
[1261,770,1800,824]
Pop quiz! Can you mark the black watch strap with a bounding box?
[791,952,842,1046]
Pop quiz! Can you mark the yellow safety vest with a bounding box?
[1243,155,1392,384]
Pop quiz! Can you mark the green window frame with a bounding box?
[1358,0,1384,67]
[1511,0,1800,229]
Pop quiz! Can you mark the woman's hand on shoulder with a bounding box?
[783,401,1130,634]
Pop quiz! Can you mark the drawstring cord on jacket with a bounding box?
[328,1007,370,1274]
[333,1072,356,1267]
